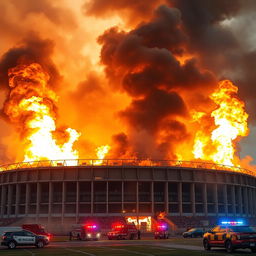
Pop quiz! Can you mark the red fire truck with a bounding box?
[107,223,138,240]
[22,224,51,239]
[71,223,101,241]
[154,221,169,239]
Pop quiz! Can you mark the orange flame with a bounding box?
[193,80,249,166]
[94,145,110,165]
[4,63,80,163]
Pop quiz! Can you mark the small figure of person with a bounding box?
[69,231,72,241]
[137,230,141,240]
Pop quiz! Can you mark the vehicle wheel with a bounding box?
[251,248,256,253]
[225,240,234,253]
[117,235,122,240]
[203,239,211,251]
[36,240,45,248]
[191,234,195,238]
[129,234,134,240]
[8,241,16,249]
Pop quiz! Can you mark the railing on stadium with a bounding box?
[0,159,254,176]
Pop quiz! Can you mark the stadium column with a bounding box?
[136,181,139,215]
[248,188,253,216]
[25,183,30,216]
[48,182,52,223]
[36,183,41,222]
[62,182,66,223]
[203,183,207,216]
[254,189,256,217]
[106,181,109,214]
[121,181,124,212]
[214,184,218,216]
[244,187,249,216]
[7,184,12,217]
[178,183,182,216]
[15,184,20,217]
[0,186,6,218]
[151,182,154,214]
[238,186,242,215]
[223,184,228,216]
[91,181,93,215]
[191,183,195,216]
[231,185,236,215]
[76,181,79,223]
[165,182,168,214]
[253,189,256,217]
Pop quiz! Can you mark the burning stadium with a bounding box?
[0,0,256,234]
[0,159,255,233]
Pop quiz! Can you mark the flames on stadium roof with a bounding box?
[0,0,255,174]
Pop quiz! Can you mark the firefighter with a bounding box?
[137,230,141,240]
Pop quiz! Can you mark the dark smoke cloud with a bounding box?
[84,0,163,24]
[0,32,60,90]
[120,89,187,132]
[110,133,129,158]
[168,0,256,122]
[98,5,215,158]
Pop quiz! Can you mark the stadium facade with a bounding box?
[0,159,255,233]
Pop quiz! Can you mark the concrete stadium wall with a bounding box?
[0,166,255,233]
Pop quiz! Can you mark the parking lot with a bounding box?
[0,238,255,256]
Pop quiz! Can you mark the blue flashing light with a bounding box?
[219,218,246,226]
[221,221,243,226]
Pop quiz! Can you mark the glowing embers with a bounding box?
[193,80,249,166]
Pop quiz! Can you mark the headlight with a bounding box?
[87,233,91,237]
[97,233,101,237]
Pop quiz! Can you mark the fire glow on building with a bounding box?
[0,0,255,175]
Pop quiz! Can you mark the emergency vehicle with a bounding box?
[107,223,138,240]
[1,230,49,249]
[154,221,169,239]
[203,221,256,253]
[71,223,101,241]
[0,224,51,238]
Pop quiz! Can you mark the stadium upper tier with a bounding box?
[0,159,254,177]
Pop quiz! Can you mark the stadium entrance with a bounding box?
[126,216,152,231]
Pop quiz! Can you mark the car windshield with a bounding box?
[188,228,196,232]
[228,226,256,233]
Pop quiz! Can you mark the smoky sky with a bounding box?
[97,4,215,158]
[0,32,60,91]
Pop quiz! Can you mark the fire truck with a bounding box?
[107,223,138,240]
[71,223,101,241]
[154,221,169,239]
[203,221,256,253]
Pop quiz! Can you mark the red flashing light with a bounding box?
[86,225,97,229]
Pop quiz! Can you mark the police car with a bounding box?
[203,221,256,253]
[1,230,49,249]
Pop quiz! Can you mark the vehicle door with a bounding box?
[12,231,31,245]
[21,231,36,244]
[213,226,226,245]
[207,226,221,245]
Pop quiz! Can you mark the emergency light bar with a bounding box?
[221,221,244,226]
[86,225,97,229]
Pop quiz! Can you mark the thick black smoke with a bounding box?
[0,32,60,91]
[98,5,215,158]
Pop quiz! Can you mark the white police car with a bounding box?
[1,230,49,249]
